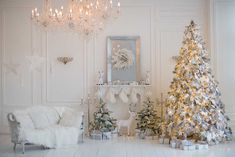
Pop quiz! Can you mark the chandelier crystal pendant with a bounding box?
[31,0,121,36]
[31,0,65,28]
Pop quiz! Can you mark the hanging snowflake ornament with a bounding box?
[3,62,24,87]
[111,44,133,70]
[26,55,45,72]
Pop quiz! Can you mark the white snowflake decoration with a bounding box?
[26,55,45,72]
[111,45,133,70]
[3,62,24,87]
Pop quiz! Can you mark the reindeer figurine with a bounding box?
[117,105,136,136]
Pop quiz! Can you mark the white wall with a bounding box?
[0,0,210,134]
[214,0,235,133]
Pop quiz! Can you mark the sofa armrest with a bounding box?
[80,113,85,131]
[78,113,85,143]
[7,113,21,144]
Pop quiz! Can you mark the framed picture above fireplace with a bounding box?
[107,36,141,84]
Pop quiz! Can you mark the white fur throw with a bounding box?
[13,106,83,148]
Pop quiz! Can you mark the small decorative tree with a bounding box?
[90,99,117,133]
[165,21,232,144]
[136,97,161,136]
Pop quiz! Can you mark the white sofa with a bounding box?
[7,106,84,153]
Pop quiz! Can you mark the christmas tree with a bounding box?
[165,21,232,144]
[90,99,117,133]
[136,97,161,135]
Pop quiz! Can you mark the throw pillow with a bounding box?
[29,107,51,129]
[59,110,83,128]
[13,111,35,129]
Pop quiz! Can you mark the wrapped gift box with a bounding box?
[90,132,103,140]
[145,136,154,140]
[159,137,170,144]
[195,141,209,150]
[170,141,177,148]
[170,139,182,148]
[102,132,112,140]
[180,144,196,150]
[179,140,196,150]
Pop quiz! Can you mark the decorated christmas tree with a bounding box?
[165,21,232,144]
[136,97,161,135]
[90,99,117,133]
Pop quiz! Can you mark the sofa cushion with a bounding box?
[13,111,35,129]
[29,112,50,129]
[28,106,61,129]
[45,107,60,125]
[59,110,83,128]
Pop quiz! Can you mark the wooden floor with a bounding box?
[0,135,234,157]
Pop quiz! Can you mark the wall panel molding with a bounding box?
[0,0,210,134]
[41,33,86,104]
[0,7,3,134]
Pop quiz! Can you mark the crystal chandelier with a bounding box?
[31,0,120,36]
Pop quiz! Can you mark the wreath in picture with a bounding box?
[111,45,134,70]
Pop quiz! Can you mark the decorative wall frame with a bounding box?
[107,36,140,83]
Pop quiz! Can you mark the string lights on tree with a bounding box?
[164,21,232,145]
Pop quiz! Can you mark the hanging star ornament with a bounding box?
[26,55,45,72]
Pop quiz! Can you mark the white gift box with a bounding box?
[170,139,181,148]
[179,140,196,150]
[145,136,154,140]
[180,144,196,150]
[102,132,112,140]
[159,138,164,144]
[170,142,176,148]
[90,132,103,140]
[164,138,170,144]
[188,145,196,151]
[159,138,170,144]
[152,136,158,140]
[196,143,209,150]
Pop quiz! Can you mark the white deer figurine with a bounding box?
[117,110,136,136]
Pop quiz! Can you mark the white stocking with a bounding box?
[105,88,116,104]
[96,87,105,98]
[119,88,129,103]
[130,88,138,104]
